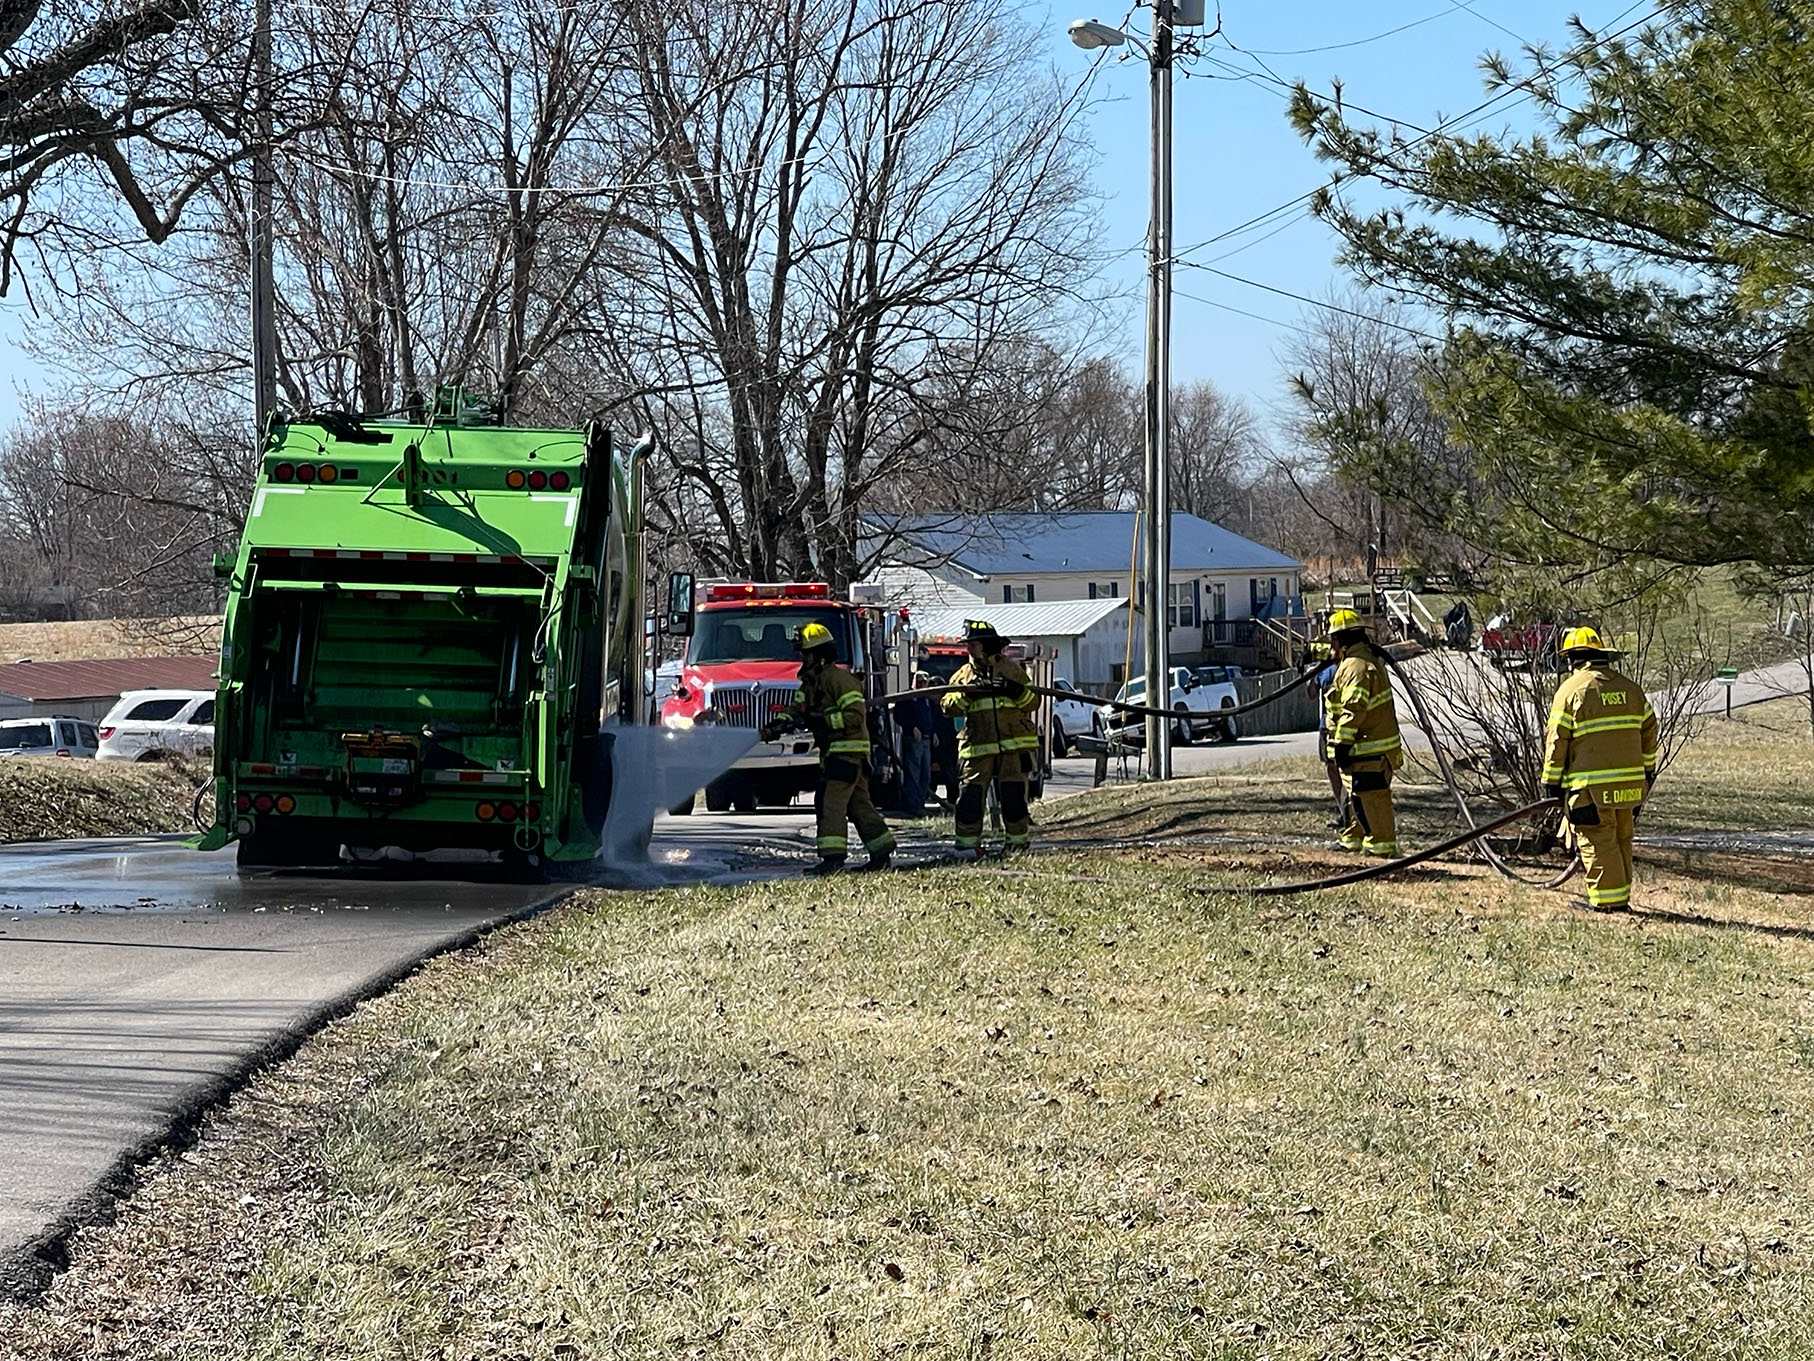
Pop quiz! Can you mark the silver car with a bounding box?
[0,716,101,758]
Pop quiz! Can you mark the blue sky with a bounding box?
[1042,0,1648,443]
[0,0,1632,434]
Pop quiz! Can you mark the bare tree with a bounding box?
[1168,379,1263,524]
[602,0,1100,585]
[0,403,239,618]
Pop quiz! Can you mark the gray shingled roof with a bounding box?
[874,511,1303,576]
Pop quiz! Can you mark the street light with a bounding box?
[1068,0,1192,777]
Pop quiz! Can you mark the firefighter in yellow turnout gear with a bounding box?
[942,619,1039,856]
[761,622,895,876]
[1541,627,1658,912]
[1324,609,1403,856]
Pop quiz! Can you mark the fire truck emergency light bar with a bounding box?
[702,582,833,601]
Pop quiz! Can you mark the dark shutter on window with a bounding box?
[1027,583,1035,603]
[1088,582,1097,600]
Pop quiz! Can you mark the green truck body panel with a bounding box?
[206,407,642,868]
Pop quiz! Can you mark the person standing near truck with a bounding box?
[892,673,936,816]
[941,619,1039,857]
[761,622,895,875]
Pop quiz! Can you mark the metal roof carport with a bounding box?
[911,597,1141,693]
[0,655,220,723]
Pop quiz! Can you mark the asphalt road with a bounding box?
[0,733,1324,1294]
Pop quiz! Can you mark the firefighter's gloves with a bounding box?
[1542,783,1564,804]
[1331,743,1354,770]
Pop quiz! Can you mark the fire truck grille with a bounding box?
[709,683,798,730]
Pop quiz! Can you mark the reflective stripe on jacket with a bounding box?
[1541,663,1657,807]
[942,657,1038,758]
[778,662,871,759]
[1325,642,1401,762]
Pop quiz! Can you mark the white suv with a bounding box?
[96,689,216,762]
[0,716,100,758]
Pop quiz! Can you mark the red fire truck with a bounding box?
[659,581,910,813]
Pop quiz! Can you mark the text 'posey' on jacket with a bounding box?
[1541,663,1658,806]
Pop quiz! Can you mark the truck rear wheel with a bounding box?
[704,779,733,814]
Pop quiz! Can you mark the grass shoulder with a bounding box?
[10,751,1814,1357]
[0,756,203,843]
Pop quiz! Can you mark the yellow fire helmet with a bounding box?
[1560,625,1616,655]
[1325,608,1363,636]
[796,621,835,652]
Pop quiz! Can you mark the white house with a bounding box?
[868,511,1306,666]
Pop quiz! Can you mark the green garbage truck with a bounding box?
[197,391,650,869]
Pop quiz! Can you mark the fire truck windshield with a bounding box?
[687,608,854,666]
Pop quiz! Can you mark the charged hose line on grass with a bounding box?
[1376,650,1581,891]
[1247,798,1561,896]
[875,653,1579,892]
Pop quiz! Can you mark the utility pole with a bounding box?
[1142,0,1174,777]
[250,0,278,449]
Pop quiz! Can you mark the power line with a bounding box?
[1177,261,1446,340]
[1170,0,1666,266]
[1170,284,1318,338]
[1238,0,1472,56]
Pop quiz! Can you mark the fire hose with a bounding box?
[883,656,1579,893]
[1245,797,1560,895]
[877,663,1319,720]
[1377,650,1580,890]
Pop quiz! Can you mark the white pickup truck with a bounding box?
[1093,665,1239,745]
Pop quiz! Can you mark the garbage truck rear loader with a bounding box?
[198,397,648,868]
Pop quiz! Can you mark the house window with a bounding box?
[1168,581,1197,629]
[1087,581,1119,600]
[1210,583,1227,622]
[1004,583,1035,603]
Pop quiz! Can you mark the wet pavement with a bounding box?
[0,738,1319,1293]
[0,821,777,1293]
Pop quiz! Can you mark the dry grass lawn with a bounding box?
[6,706,1814,1358]
[0,757,204,844]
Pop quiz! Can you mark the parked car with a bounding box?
[0,716,100,758]
[1047,678,1099,756]
[1095,666,1240,745]
[96,689,216,762]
